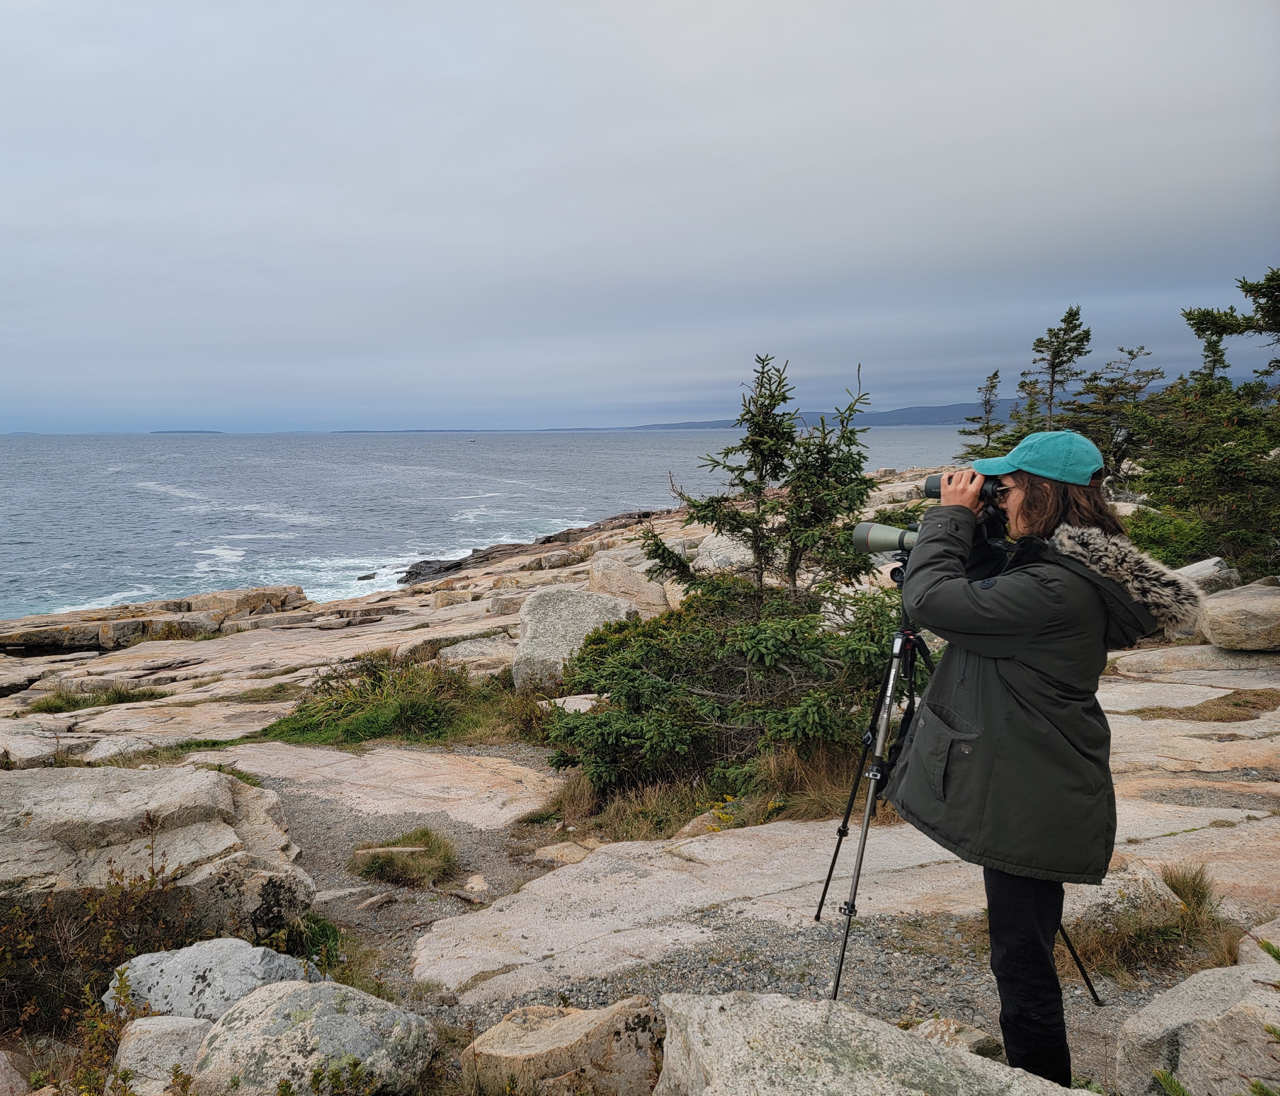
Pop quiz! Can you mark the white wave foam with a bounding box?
[135,481,206,500]
[55,586,158,613]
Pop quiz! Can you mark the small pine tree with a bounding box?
[1025,305,1093,428]
[1058,346,1163,488]
[955,370,1006,460]
[775,371,877,595]
[680,355,796,605]
[994,375,1046,449]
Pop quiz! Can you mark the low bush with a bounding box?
[349,827,458,889]
[0,869,198,1040]
[22,684,170,714]
[547,577,909,793]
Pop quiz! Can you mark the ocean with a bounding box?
[1,426,963,619]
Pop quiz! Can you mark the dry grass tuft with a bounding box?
[1129,688,1280,723]
[754,745,905,826]
[1056,862,1243,986]
[350,826,458,888]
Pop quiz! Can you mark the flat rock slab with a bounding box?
[189,743,561,829]
[412,801,1257,1003]
[1108,711,1280,779]
[1114,646,1280,689]
[1096,681,1232,711]
[654,992,1062,1096]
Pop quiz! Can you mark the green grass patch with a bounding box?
[260,647,549,746]
[229,681,307,704]
[195,762,263,787]
[23,684,171,714]
[349,827,458,888]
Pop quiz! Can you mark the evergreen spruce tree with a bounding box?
[1058,347,1163,488]
[1024,305,1092,428]
[955,370,1006,460]
[1128,276,1280,577]
[994,375,1046,449]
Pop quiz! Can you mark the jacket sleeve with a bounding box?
[902,506,1061,657]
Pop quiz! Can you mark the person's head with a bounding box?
[973,431,1123,539]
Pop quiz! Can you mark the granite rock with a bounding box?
[1116,964,1280,1096]
[192,981,435,1096]
[104,937,324,1020]
[1203,584,1280,650]
[114,1016,212,1096]
[654,992,1063,1095]
[513,588,638,689]
[0,766,313,936]
[462,996,661,1096]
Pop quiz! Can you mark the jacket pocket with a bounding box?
[921,704,981,803]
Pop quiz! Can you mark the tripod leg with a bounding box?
[831,635,909,999]
[814,738,871,922]
[1058,923,1105,1006]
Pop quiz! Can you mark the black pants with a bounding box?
[983,867,1071,1086]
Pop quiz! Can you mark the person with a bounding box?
[883,430,1203,1086]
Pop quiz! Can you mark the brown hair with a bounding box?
[1009,470,1125,539]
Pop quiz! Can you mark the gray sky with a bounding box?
[2,1,1277,432]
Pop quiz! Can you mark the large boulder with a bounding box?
[689,533,755,575]
[0,1051,31,1096]
[1203,583,1280,650]
[114,1017,212,1096]
[1176,557,1241,595]
[1116,964,1280,1096]
[191,981,435,1096]
[104,937,324,1020]
[462,996,661,1096]
[1062,854,1183,927]
[513,589,638,690]
[0,767,313,936]
[654,992,1063,1095]
[588,555,671,614]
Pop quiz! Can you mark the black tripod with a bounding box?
[813,553,931,998]
[813,555,1105,1007]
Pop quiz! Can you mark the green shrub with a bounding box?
[1124,508,1212,570]
[548,577,908,792]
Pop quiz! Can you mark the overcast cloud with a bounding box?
[1,1,1277,431]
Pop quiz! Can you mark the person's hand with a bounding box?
[939,470,986,516]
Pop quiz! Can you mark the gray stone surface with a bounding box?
[1113,643,1280,687]
[0,766,314,936]
[192,981,435,1096]
[0,1051,31,1096]
[689,533,755,574]
[1116,964,1280,1096]
[588,555,671,613]
[1062,854,1183,928]
[1176,557,1241,594]
[104,937,324,1020]
[653,992,1063,1095]
[463,996,661,1096]
[513,588,638,689]
[114,1016,212,1096]
[912,1017,1004,1059]
[1203,583,1280,651]
[1239,916,1280,966]
[1095,681,1231,712]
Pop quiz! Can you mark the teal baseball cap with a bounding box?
[971,431,1104,486]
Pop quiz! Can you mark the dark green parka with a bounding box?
[884,505,1203,884]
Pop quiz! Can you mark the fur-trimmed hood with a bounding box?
[1047,523,1204,638]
